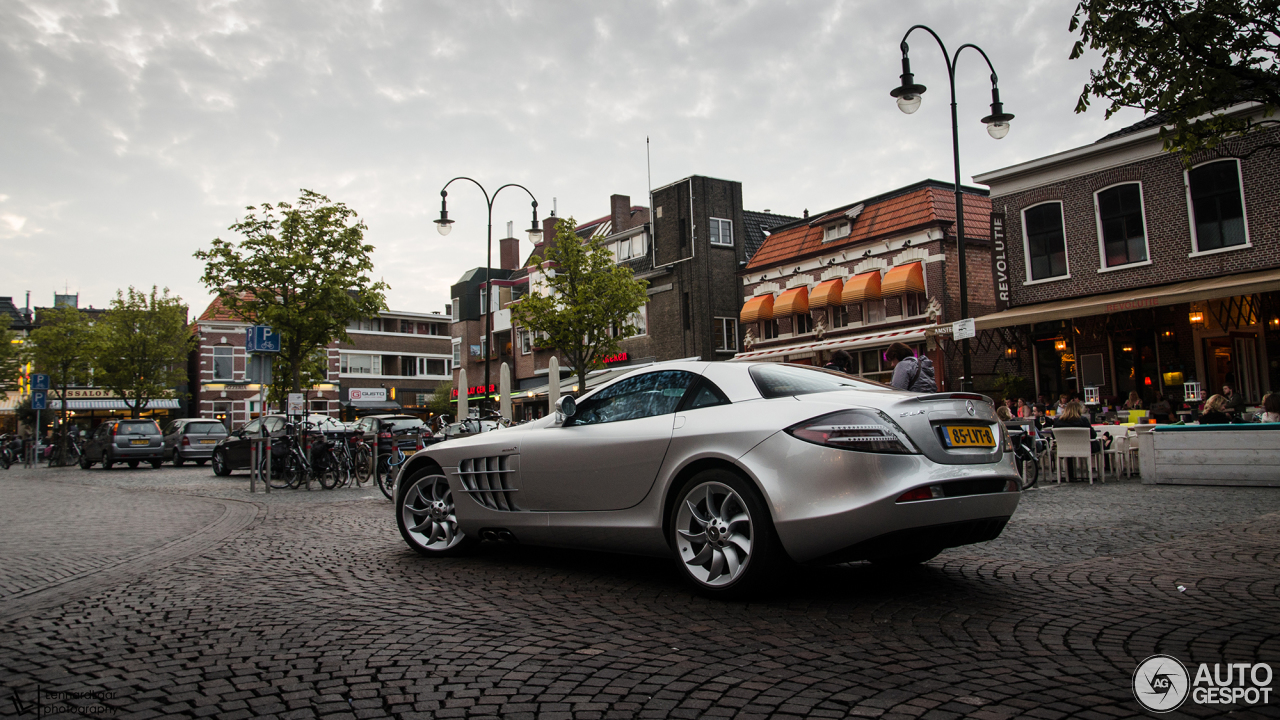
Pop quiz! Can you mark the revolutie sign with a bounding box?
[989,211,1009,312]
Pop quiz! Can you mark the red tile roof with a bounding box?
[745,185,991,270]
[197,291,256,323]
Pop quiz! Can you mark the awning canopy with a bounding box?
[881,262,925,296]
[841,271,882,304]
[740,294,775,323]
[47,399,181,410]
[809,278,844,309]
[731,324,931,362]
[970,266,1280,331]
[774,286,809,316]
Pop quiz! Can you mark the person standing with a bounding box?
[884,343,935,393]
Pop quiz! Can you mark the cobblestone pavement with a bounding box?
[1,465,1277,719]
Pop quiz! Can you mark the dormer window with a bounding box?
[823,222,851,242]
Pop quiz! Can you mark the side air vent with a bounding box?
[457,456,518,511]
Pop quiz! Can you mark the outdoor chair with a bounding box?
[1053,427,1099,484]
[1102,430,1129,481]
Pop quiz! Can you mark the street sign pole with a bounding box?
[31,380,49,467]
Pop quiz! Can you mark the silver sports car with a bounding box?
[394,361,1021,596]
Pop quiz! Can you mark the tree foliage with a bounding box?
[510,218,649,396]
[195,190,388,393]
[1070,0,1280,160]
[0,315,25,393]
[93,286,195,419]
[428,380,455,420]
[29,306,94,457]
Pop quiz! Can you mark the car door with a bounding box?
[90,424,110,461]
[227,418,262,468]
[518,369,696,512]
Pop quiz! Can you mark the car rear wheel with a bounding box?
[103,458,113,470]
[79,454,92,470]
[670,469,785,599]
[212,449,231,476]
[173,454,184,467]
[397,467,473,557]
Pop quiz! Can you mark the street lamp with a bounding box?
[891,25,1013,392]
[434,177,541,414]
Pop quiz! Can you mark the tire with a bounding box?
[127,460,139,469]
[396,466,474,557]
[103,459,113,470]
[211,449,232,476]
[150,461,163,469]
[173,454,185,467]
[868,546,943,568]
[353,448,370,486]
[377,460,397,501]
[262,453,289,489]
[317,463,338,490]
[79,453,92,470]
[669,469,786,599]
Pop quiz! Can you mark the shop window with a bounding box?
[1096,183,1148,267]
[1189,159,1248,253]
[713,317,738,352]
[1023,202,1069,281]
[213,346,233,380]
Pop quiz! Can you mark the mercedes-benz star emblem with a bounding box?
[965,400,976,417]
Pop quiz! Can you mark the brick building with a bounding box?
[192,296,451,429]
[730,180,998,391]
[970,110,1280,406]
[450,178,794,420]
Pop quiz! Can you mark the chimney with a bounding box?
[499,227,520,271]
[539,216,557,248]
[610,194,631,233]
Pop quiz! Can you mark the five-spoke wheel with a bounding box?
[670,469,782,597]
[397,468,473,557]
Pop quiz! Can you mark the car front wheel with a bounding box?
[670,469,785,599]
[212,449,231,476]
[396,467,474,557]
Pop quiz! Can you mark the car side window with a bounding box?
[679,378,731,411]
[241,419,262,435]
[567,370,696,427]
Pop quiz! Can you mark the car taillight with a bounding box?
[182,436,190,446]
[110,424,118,436]
[998,423,1012,452]
[786,409,917,454]
[379,432,392,440]
[897,485,944,502]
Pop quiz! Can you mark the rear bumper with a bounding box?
[108,446,165,460]
[806,516,1011,565]
[173,445,217,460]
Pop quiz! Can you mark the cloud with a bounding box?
[0,0,1145,314]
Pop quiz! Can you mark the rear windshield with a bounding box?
[185,422,225,435]
[118,421,160,435]
[749,363,887,399]
[383,418,425,433]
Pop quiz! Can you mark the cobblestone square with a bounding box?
[1,466,1277,719]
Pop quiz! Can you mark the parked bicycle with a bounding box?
[1008,427,1040,489]
[0,434,22,470]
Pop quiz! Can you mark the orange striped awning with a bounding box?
[809,278,844,309]
[740,294,775,324]
[774,286,809,316]
[841,271,882,304]
[882,262,925,296]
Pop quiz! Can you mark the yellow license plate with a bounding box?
[943,425,995,448]
[200,439,217,444]
[130,439,149,446]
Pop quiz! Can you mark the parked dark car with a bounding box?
[353,414,427,456]
[79,419,165,470]
[163,418,229,466]
[211,414,345,476]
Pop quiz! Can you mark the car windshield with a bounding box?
[749,363,887,398]
[119,421,160,435]
[185,422,225,435]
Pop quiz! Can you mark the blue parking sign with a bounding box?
[246,326,280,353]
[31,390,47,410]
[32,374,50,390]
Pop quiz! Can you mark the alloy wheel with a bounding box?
[401,474,464,552]
[675,481,754,587]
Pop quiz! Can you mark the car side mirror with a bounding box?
[555,395,576,424]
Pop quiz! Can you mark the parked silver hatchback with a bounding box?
[79,419,166,470]
[163,418,229,466]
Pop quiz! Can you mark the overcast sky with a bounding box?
[1,0,1145,318]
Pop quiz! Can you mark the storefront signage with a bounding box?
[63,388,120,399]
[989,212,1009,312]
[601,352,629,365]
[451,384,497,399]
[348,387,387,402]
[1104,297,1159,313]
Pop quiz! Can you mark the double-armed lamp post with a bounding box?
[435,178,542,414]
[890,25,1014,392]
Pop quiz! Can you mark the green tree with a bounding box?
[93,286,196,419]
[29,306,93,461]
[195,189,388,393]
[1070,0,1280,160]
[265,350,329,411]
[428,380,455,420]
[510,218,649,397]
[0,315,26,393]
